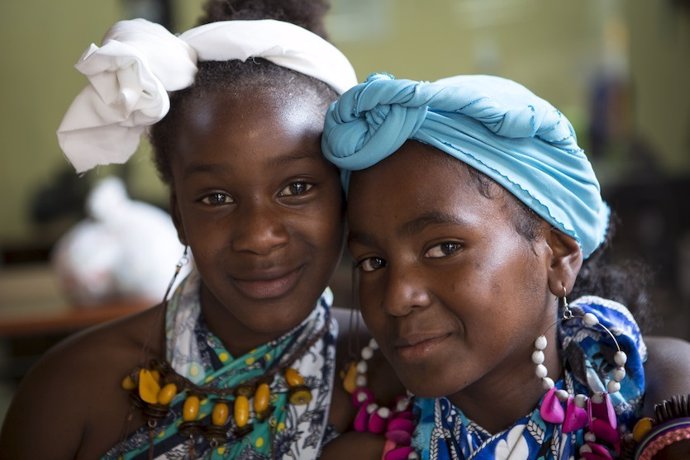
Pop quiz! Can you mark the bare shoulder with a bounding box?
[0,303,166,459]
[643,335,690,414]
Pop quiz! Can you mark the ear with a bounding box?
[545,228,583,297]
[169,192,187,246]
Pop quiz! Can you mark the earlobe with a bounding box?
[545,228,583,296]
[170,192,187,246]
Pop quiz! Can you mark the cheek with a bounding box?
[307,211,343,251]
[311,194,345,247]
[182,213,227,248]
[357,277,386,330]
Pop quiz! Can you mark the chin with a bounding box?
[396,365,464,399]
[401,379,449,398]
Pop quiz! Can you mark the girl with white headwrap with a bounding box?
[0,2,404,459]
[322,73,690,459]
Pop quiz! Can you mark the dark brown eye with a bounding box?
[358,257,386,272]
[425,242,462,258]
[201,192,233,205]
[279,181,313,197]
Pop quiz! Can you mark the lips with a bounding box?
[232,265,304,300]
[393,331,452,362]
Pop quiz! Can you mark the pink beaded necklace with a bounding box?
[342,338,419,460]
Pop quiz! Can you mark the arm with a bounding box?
[0,342,88,458]
[639,336,690,460]
[0,305,162,459]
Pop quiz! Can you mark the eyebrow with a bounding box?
[183,162,227,179]
[399,211,468,237]
[265,151,319,168]
[348,211,467,247]
[182,152,318,179]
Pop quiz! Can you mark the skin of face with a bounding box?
[347,140,567,432]
[168,85,344,356]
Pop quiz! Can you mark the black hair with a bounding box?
[463,164,652,329]
[149,0,338,184]
[199,0,331,39]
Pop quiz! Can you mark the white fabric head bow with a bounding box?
[57,18,357,173]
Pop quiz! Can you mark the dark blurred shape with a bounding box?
[604,177,690,338]
[28,167,89,227]
[121,0,174,29]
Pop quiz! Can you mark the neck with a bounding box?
[447,331,562,434]
[199,287,290,357]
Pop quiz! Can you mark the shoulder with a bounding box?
[643,335,690,414]
[32,302,166,380]
[571,295,639,328]
[569,295,646,357]
[0,303,166,458]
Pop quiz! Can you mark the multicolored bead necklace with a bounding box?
[342,338,419,460]
[119,308,329,455]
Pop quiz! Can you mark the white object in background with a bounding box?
[52,176,189,305]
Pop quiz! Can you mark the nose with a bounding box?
[231,201,289,255]
[379,262,432,317]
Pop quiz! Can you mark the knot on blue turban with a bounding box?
[322,73,609,258]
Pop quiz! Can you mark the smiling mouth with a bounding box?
[394,333,452,362]
[233,267,303,300]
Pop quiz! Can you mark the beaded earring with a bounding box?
[534,289,627,457]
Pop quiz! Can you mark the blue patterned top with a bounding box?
[413,296,646,460]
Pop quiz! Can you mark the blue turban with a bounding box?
[321,73,609,258]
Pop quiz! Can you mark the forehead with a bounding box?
[169,87,327,169]
[186,85,324,137]
[347,141,508,232]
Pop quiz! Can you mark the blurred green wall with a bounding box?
[0,0,688,245]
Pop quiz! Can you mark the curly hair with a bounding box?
[149,0,338,184]
[199,0,331,39]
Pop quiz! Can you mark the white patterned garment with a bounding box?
[104,269,339,459]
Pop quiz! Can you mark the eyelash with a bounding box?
[356,241,462,272]
[198,181,313,206]
[278,181,313,197]
[425,241,463,258]
[356,256,387,273]
[200,192,234,206]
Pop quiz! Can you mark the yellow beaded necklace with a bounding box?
[119,308,330,452]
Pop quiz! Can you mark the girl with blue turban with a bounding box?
[321,73,690,460]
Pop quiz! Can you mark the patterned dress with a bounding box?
[413,296,646,460]
[104,269,338,459]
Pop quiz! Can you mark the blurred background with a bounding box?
[1,0,689,422]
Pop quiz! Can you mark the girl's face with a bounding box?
[168,86,344,354]
[347,141,558,408]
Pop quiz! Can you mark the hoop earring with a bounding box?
[162,246,190,303]
[533,287,628,455]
